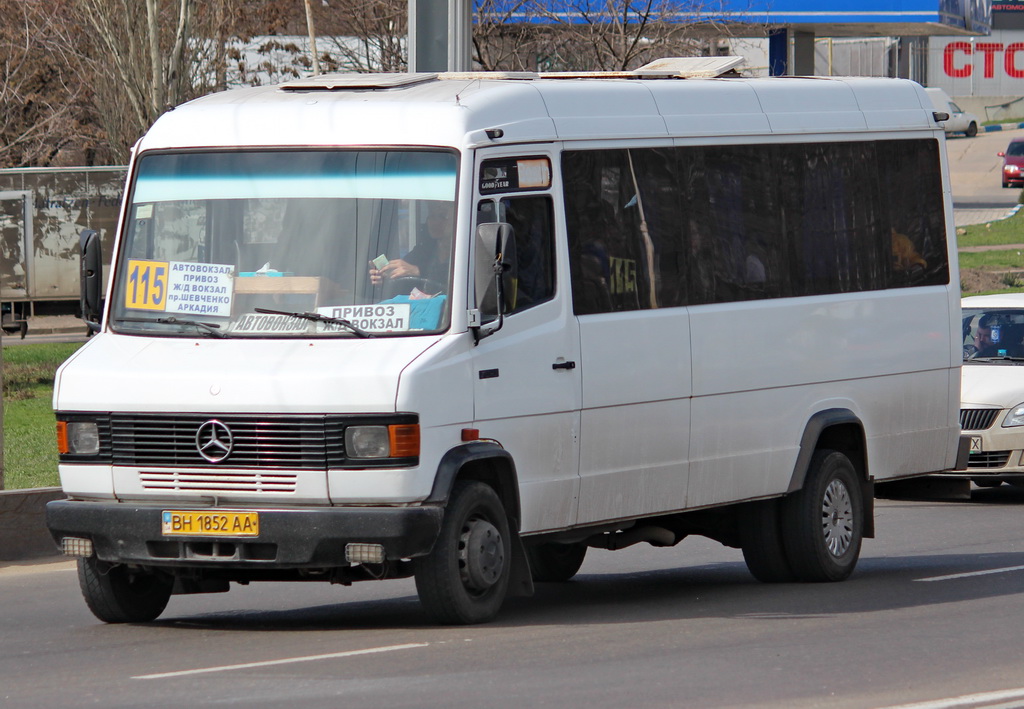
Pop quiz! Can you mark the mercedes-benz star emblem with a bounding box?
[195,420,233,463]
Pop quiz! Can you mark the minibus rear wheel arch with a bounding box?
[789,411,867,488]
[788,410,874,539]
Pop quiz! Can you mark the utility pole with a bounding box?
[304,0,321,76]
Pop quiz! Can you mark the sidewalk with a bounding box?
[24,314,88,337]
[1,314,88,341]
[955,204,1021,227]
[984,121,1024,132]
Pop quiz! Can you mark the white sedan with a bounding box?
[958,293,1024,486]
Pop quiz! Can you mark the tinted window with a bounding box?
[563,139,948,314]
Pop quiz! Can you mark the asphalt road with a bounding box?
[4,489,1024,709]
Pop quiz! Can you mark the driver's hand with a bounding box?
[379,259,420,279]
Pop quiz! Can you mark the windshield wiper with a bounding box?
[254,307,370,338]
[119,317,226,338]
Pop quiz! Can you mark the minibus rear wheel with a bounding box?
[414,480,511,624]
[781,449,863,582]
[77,557,173,623]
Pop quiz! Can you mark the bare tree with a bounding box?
[321,0,407,72]
[69,0,200,161]
[0,0,96,167]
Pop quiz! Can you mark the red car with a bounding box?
[999,137,1024,188]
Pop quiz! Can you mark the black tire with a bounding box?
[414,480,511,624]
[738,499,797,583]
[77,558,173,623]
[781,449,863,583]
[966,122,978,137]
[526,542,587,582]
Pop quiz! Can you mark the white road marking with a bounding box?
[133,642,429,680]
[915,564,1024,582]
[878,686,1024,708]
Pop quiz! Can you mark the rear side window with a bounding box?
[562,139,948,314]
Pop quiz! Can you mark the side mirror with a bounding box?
[472,222,517,341]
[80,229,102,331]
[998,151,1006,157]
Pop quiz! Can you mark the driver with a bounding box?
[370,203,453,288]
[972,316,1002,357]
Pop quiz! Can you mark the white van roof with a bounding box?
[139,70,939,152]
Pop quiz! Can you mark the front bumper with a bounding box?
[948,426,1024,481]
[46,499,443,569]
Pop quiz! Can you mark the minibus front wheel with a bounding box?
[781,449,864,582]
[77,557,173,623]
[414,480,511,624]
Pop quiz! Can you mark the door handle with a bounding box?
[552,360,576,370]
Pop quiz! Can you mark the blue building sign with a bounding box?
[477,0,990,35]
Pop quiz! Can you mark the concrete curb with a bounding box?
[0,488,64,562]
[984,122,1024,132]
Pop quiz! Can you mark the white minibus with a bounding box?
[48,62,969,625]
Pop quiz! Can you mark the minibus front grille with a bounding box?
[960,408,1000,431]
[110,414,345,470]
[139,470,298,493]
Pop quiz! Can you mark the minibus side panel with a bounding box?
[575,308,692,524]
[685,289,956,508]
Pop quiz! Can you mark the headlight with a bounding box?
[57,421,101,455]
[1008,165,1021,174]
[1003,404,1024,428]
[345,424,420,459]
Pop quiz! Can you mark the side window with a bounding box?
[879,140,949,288]
[563,139,949,310]
[563,149,655,315]
[476,195,555,314]
[688,145,782,305]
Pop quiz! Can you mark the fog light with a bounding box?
[61,537,94,557]
[345,543,385,564]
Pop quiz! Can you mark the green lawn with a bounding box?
[2,342,82,490]
[956,207,1024,249]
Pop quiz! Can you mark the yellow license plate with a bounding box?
[161,510,259,537]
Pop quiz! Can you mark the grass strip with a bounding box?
[3,341,82,490]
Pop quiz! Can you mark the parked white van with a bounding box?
[925,87,980,137]
[48,62,968,625]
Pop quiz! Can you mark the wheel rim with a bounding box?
[458,515,505,593]
[821,478,854,557]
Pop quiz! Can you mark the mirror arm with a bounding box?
[471,255,507,345]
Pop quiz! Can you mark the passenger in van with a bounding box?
[571,241,612,315]
[370,203,453,290]
[892,228,927,272]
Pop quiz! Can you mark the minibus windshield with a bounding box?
[110,150,457,338]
